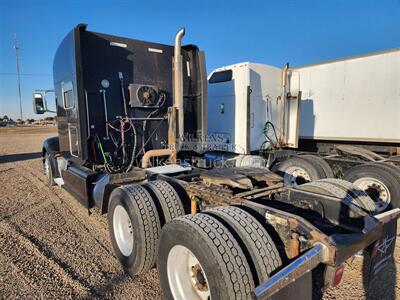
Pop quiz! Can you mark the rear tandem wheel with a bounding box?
[343,163,400,212]
[158,206,285,300]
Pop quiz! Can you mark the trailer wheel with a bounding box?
[158,213,255,300]
[343,163,400,212]
[43,154,55,186]
[273,156,326,186]
[383,162,400,177]
[143,180,185,224]
[302,155,334,178]
[302,179,377,213]
[205,206,282,285]
[317,178,377,214]
[108,184,161,276]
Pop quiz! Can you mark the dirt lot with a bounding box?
[0,126,399,299]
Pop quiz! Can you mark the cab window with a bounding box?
[62,81,74,109]
[209,70,232,84]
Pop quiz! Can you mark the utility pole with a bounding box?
[14,33,23,121]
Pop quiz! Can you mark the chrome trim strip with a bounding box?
[253,243,327,300]
[68,124,79,158]
[100,89,109,139]
[374,208,400,224]
[84,90,90,135]
[110,42,127,48]
[148,47,163,53]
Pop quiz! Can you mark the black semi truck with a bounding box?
[33,24,399,300]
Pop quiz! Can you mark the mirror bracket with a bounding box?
[33,89,56,114]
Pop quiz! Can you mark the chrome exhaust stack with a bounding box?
[173,28,185,141]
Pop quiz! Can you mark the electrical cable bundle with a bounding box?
[95,116,137,173]
[260,121,279,151]
[95,92,166,173]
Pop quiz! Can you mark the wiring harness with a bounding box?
[95,116,137,173]
[95,92,167,174]
[260,121,279,151]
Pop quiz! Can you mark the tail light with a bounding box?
[371,240,380,258]
[324,264,345,288]
[331,265,345,288]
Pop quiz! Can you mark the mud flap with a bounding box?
[368,218,397,278]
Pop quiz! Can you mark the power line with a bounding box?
[0,72,52,77]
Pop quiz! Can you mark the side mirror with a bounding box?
[32,90,56,114]
[33,92,45,114]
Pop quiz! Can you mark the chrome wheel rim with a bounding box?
[353,177,391,212]
[167,245,211,300]
[283,166,311,186]
[113,205,134,256]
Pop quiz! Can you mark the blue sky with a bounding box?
[1,0,399,119]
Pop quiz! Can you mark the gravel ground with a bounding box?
[0,126,399,299]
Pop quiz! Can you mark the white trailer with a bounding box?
[208,48,400,212]
[293,48,400,143]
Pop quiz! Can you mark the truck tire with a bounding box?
[43,153,55,186]
[343,163,400,212]
[158,213,255,300]
[389,155,400,162]
[143,180,185,225]
[273,156,326,186]
[205,206,282,285]
[317,178,377,214]
[108,184,161,276]
[302,155,334,178]
[301,179,377,213]
[168,180,192,214]
[383,162,400,177]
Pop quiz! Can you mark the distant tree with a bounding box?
[44,116,54,121]
[17,118,22,122]
[3,115,9,120]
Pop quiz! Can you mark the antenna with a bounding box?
[14,33,23,120]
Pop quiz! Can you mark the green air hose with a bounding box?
[96,135,113,173]
[96,135,107,163]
